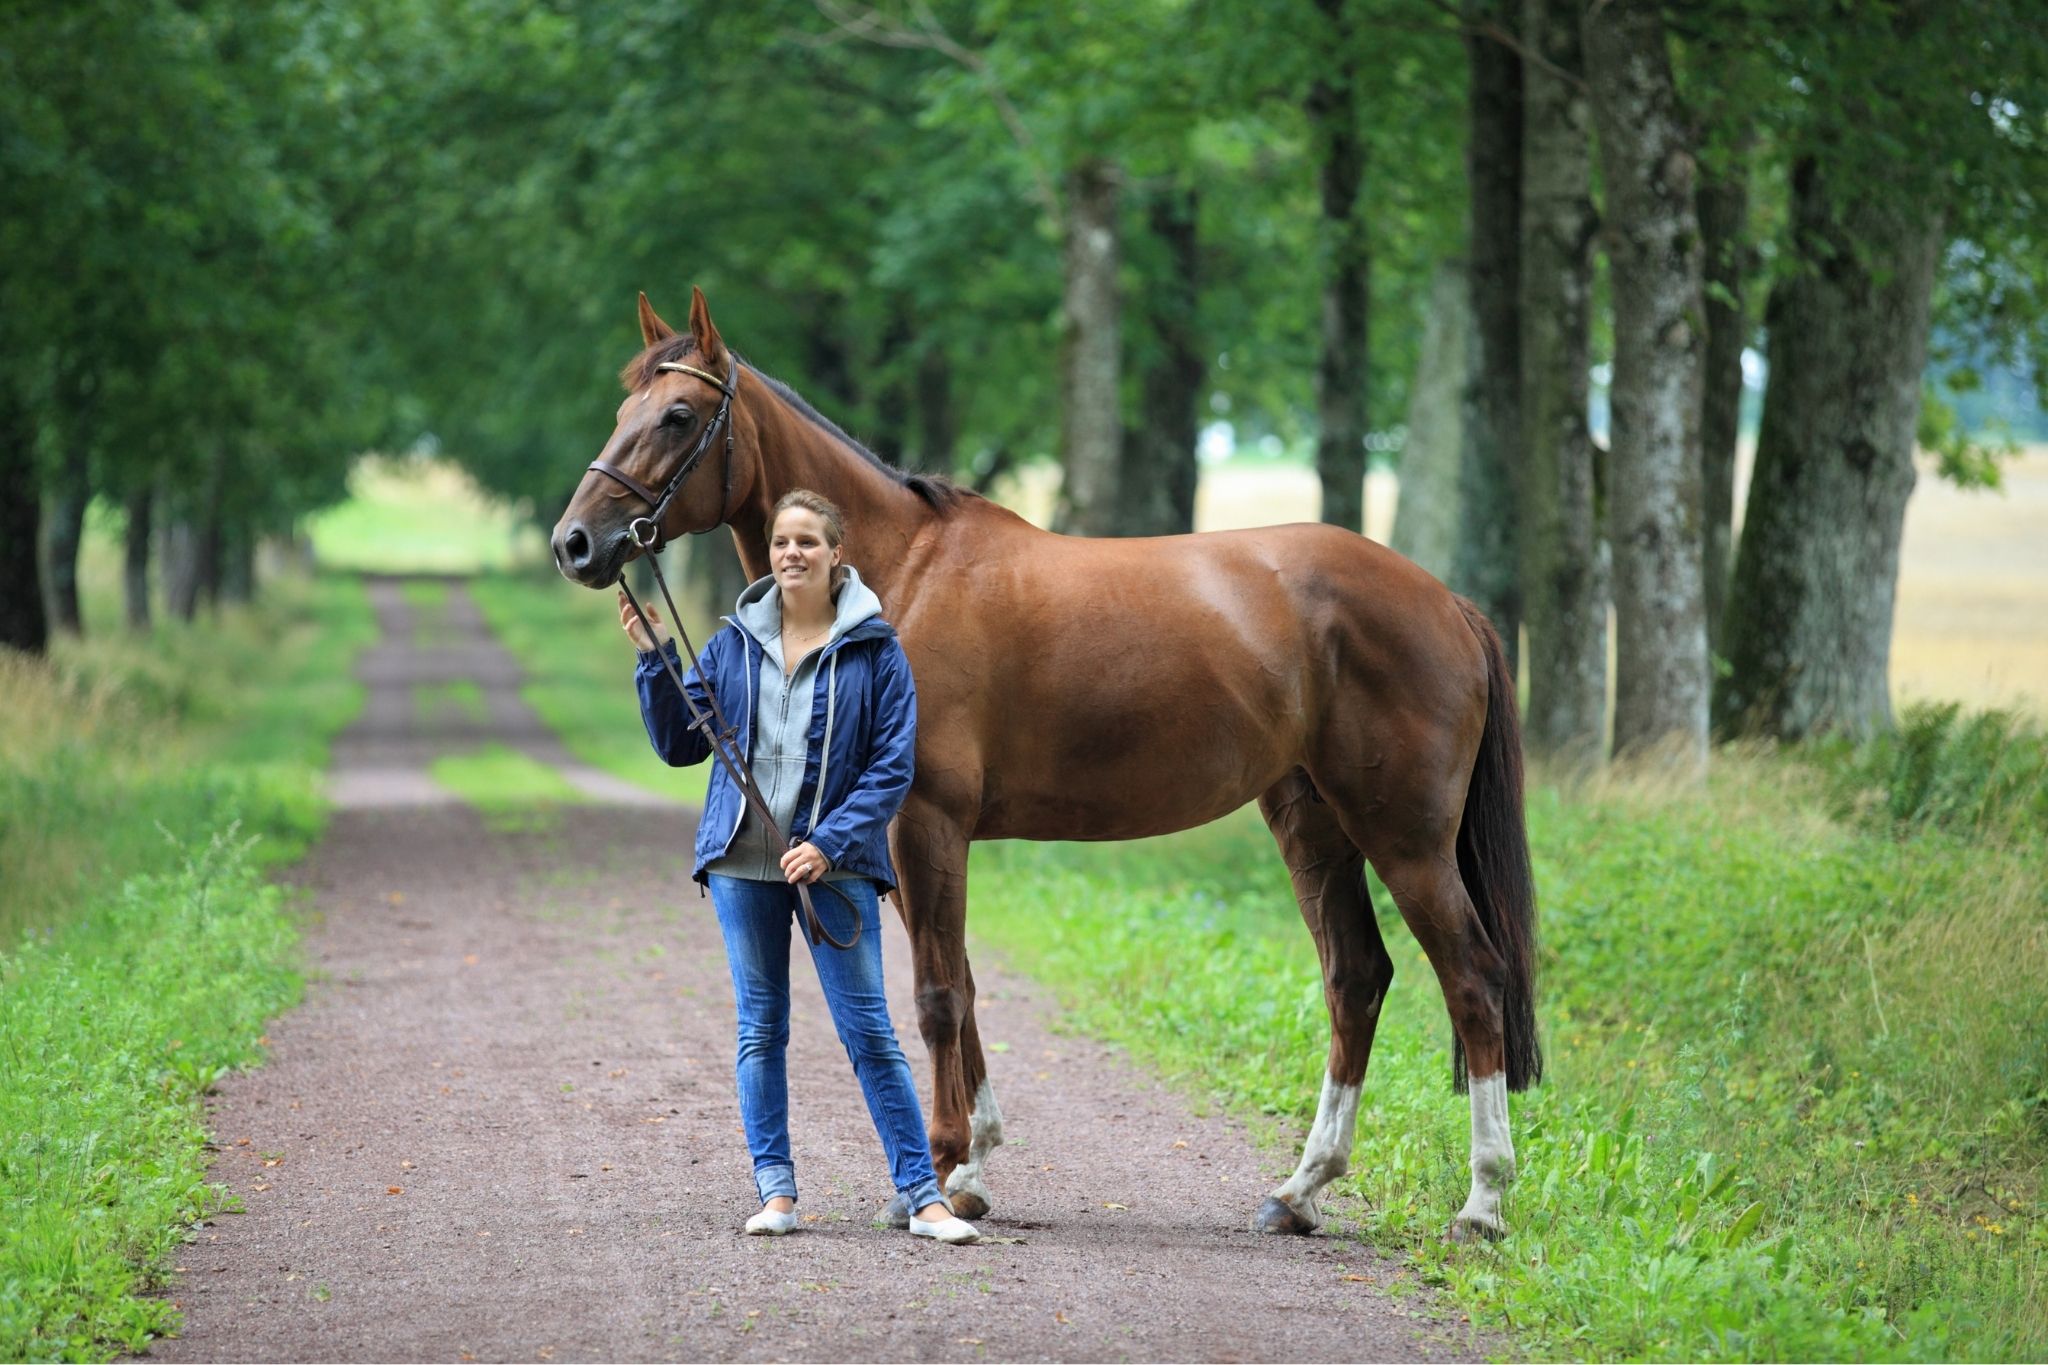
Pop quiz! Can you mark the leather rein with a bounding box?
[596,358,861,951]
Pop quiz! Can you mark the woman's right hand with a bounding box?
[618,588,671,653]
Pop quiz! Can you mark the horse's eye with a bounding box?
[662,405,694,430]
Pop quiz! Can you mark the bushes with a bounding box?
[1817,703,2048,842]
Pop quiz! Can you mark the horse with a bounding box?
[550,288,1541,1242]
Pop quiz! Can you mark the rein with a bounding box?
[614,507,861,954]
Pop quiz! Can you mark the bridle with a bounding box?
[597,354,861,952]
[585,354,740,552]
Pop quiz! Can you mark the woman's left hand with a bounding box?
[780,841,830,885]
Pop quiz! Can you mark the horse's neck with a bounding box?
[733,386,931,602]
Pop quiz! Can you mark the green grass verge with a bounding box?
[469,570,711,806]
[967,741,2047,1361]
[429,742,586,832]
[0,571,374,1362]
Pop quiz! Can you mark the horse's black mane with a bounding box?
[626,334,973,515]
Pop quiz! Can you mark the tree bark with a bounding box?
[1518,0,1605,764]
[163,518,202,621]
[1697,146,1752,656]
[1453,0,1524,664]
[1716,159,1941,740]
[913,344,956,474]
[1308,0,1370,535]
[124,486,153,631]
[1586,0,1709,773]
[220,519,255,603]
[0,389,47,654]
[39,486,88,637]
[1055,160,1124,537]
[1392,259,1468,581]
[1119,184,1202,537]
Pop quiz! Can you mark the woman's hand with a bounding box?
[780,841,830,885]
[618,588,670,652]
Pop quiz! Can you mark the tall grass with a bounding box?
[967,739,2048,1360]
[0,571,373,1361]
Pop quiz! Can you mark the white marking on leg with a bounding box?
[1454,1072,1515,1236]
[943,1077,1004,1207]
[1270,1074,1362,1227]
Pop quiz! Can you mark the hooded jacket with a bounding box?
[634,566,916,891]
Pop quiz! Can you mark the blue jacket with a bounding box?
[634,575,917,891]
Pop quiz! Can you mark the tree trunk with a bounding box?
[163,518,202,621]
[1308,0,1370,534]
[1453,0,1523,663]
[39,486,88,637]
[1055,159,1124,537]
[124,486,153,631]
[195,466,224,610]
[1518,0,1605,764]
[1716,160,1941,740]
[1587,0,1708,773]
[0,389,47,654]
[1119,184,1202,537]
[220,519,255,603]
[914,344,956,474]
[1392,259,1468,581]
[1697,146,1752,656]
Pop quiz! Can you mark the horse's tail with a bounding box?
[1452,597,1543,1094]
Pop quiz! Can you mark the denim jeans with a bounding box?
[708,873,945,1213]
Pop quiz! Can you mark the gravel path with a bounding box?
[148,577,1484,1363]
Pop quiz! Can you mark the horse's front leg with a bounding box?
[882,796,998,1222]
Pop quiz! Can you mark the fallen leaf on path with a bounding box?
[1103,1202,1128,1211]
[386,1187,403,1196]
[386,892,404,905]
[401,1161,415,1170]
[599,1163,613,1172]
[1172,1140,1189,1149]
[462,954,479,966]
[1342,1274,1371,1282]
[954,1337,983,1346]
[1054,1311,1070,1326]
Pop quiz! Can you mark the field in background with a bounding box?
[303,455,544,573]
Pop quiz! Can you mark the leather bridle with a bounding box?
[601,358,861,951]
[585,354,740,552]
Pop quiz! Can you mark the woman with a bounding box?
[618,489,978,1245]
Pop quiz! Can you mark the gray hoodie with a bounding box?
[706,567,884,882]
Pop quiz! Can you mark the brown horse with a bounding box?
[551,289,1541,1241]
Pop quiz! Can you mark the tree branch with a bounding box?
[1417,0,1590,93]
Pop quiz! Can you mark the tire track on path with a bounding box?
[148,575,1483,1362]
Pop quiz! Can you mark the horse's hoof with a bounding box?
[1253,1196,1319,1236]
[1446,1214,1507,1243]
[948,1188,991,1221]
[876,1190,912,1229]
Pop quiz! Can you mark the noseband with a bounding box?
[585,355,739,551]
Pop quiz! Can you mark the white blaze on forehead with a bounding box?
[1270,1073,1362,1225]
[1455,1072,1515,1234]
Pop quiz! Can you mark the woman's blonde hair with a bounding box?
[770,488,850,589]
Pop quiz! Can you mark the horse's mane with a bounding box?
[623,335,976,515]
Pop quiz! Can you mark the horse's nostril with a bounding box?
[564,525,592,568]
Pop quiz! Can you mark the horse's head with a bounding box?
[551,288,742,587]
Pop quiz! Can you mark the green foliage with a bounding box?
[429,743,585,829]
[1813,703,2048,843]
[0,832,301,1363]
[0,571,371,1361]
[967,752,2048,1360]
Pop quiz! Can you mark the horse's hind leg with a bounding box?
[1252,770,1394,1236]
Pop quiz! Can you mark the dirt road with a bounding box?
[149,578,1482,1363]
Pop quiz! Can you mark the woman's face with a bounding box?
[770,508,841,597]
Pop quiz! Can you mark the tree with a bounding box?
[1306,0,1371,535]
[1453,0,1525,664]
[1517,0,1604,762]
[1392,260,1468,581]
[1586,0,1709,771]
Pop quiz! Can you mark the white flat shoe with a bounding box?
[909,1213,980,1245]
[745,1206,799,1236]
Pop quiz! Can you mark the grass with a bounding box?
[468,569,712,806]
[0,570,374,1362]
[965,735,2048,1361]
[429,742,586,831]
[302,454,543,574]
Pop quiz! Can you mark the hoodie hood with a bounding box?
[731,564,885,660]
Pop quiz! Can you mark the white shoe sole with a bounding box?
[909,1215,980,1245]
[745,1208,799,1236]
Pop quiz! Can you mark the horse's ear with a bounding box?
[637,292,676,348]
[688,286,727,367]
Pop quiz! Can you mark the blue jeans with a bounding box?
[709,873,945,1213]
